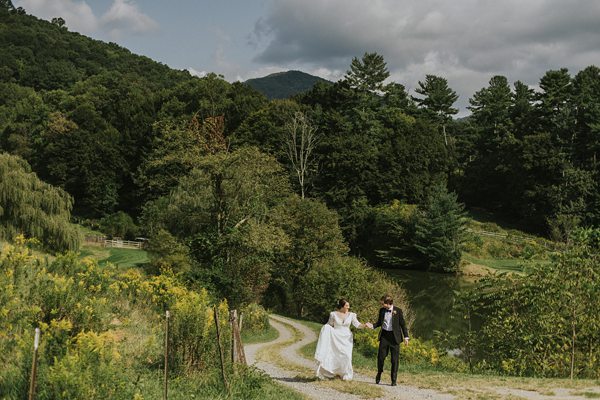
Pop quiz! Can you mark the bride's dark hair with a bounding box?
[337,299,349,310]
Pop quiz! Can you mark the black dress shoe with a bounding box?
[391,382,397,386]
[375,372,381,384]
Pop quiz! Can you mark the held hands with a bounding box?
[365,322,373,329]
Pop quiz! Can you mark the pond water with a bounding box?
[383,269,475,340]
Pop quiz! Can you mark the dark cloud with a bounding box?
[252,0,600,113]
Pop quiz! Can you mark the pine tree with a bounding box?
[414,183,466,273]
[413,74,458,145]
[344,52,390,93]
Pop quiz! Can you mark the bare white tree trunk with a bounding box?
[284,112,318,198]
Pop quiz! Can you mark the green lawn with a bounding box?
[462,253,526,272]
[242,324,279,345]
[80,245,149,268]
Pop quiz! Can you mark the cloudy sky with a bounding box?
[13,0,600,114]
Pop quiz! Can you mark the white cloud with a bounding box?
[14,0,98,33]
[100,0,158,40]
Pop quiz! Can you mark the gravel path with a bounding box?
[245,315,600,400]
[245,314,454,400]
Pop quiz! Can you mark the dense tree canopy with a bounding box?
[1,7,599,264]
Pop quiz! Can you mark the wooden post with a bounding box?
[163,310,170,400]
[28,328,40,400]
[239,312,243,333]
[230,310,246,365]
[214,306,229,390]
[230,310,238,363]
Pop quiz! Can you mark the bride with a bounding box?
[314,299,371,380]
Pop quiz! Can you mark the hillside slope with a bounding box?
[245,70,330,99]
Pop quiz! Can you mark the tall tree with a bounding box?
[344,52,390,93]
[414,183,467,273]
[0,0,14,11]
[413,74,458,145]
[283,111,319,198]
[510,81,536,139]
[268,196,348,314]
[468,75,512,137]
[0,153,80,251]
[143,147,292,306]
[536,68,574,146]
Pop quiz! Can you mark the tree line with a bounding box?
[2,4,599,269]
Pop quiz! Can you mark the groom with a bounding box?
[370,294,409,386]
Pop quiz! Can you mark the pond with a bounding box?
[383,269,476,340]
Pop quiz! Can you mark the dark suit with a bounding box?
[372,306,408,384]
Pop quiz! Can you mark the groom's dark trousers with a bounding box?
[378,330,399,383]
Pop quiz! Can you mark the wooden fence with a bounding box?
[84,235,146,250]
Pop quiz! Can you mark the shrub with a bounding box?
[240,303,270,334]
[99,211,139,239]
[39,331,133,400]
[169,290,230,372]
[353,329,467,372]
[298,255,412,327]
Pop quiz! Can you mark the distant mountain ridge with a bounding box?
[245,70,330,99]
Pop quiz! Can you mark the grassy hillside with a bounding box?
[461,214,558,275]
[245,70,330,99]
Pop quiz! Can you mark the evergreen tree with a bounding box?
[344,52,390,93]
[414,183,466,273]
[468,75,513,137]
[536,68,574,146]
[510,81,536,139]
[413,74,458,145]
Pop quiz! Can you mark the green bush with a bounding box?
[39,331,133,400]
[298,255,412,327]
[240,303,270,334]
[99,211,139,239]
[452,228,600,378]
[353,329,467,372]
[169,290,230,373]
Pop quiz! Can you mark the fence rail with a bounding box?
[83,235,146,249]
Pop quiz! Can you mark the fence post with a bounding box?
[230,310,246,365]
[214,306,229,390]
[163,310,170,400]
[28,328,40,400]
[230,310,237,363]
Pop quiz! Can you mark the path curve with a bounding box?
[245,314,454,400]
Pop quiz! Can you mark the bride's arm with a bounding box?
[351,313,366,329]
[327,312,335,327]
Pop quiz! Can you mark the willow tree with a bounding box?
[0,153,80,251]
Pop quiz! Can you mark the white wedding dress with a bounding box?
[314,311,361,380]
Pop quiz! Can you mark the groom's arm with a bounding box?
[398,309,409,341]
[372,309,383,329]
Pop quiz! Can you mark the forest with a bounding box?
[1,2,599,398]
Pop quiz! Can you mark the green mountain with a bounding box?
[0,4,192,91]
[245,70,330,99]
